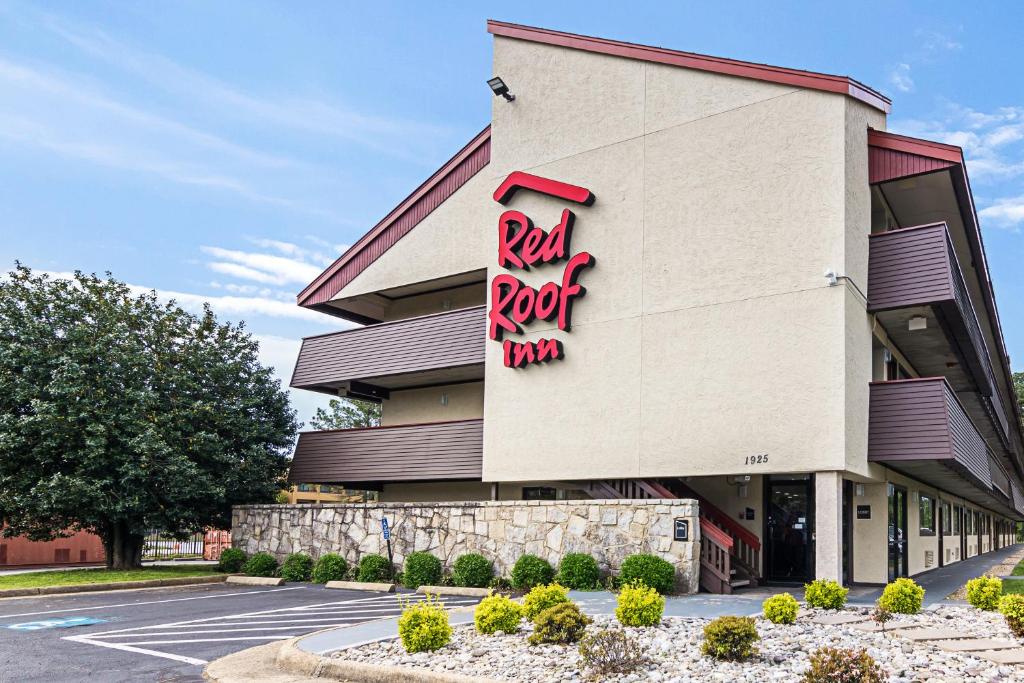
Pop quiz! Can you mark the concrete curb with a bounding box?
[225,575,284,586]
[417,586,491,598]
[0,574,226,600]
[325,580,395,592]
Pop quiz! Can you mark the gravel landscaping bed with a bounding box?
[948,548,1024,600]
[337,606,1023,682]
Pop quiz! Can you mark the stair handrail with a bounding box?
[669,481,760,551]
[700,517,734,550]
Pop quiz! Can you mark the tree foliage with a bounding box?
[0,265,297,568]
[309,397,380,430]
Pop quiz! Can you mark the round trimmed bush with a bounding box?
[217,548,247,574]
[878,577,925,614]
[397,594,451,652]
[701,616,759,661]
[242,552,279,578]
[804,579,848,610]
[510,554,554,590]
[557,553,601,590]
[615,582,664,627]
[619,554,675,594]
[357,554,392,582]
[522,583,570,621]
[762,592,799,624]
[528,602,592,645]
[999,594,1024,637]
[474,594,523,634]
[966,575,1002,611]
[311,553,348,584]
[279,553,314,582]
[403,552,442,589]
[452,553,494,588]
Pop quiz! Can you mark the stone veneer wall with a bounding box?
[232,499,700,593]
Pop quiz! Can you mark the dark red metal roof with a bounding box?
[297,126,491,309]
[487,20,891,114]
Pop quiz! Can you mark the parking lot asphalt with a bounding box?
[0,582,480,683]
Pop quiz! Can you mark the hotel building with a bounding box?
[286,22,1023,592]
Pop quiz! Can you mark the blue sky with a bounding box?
[2,1,1023,424]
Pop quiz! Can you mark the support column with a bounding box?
[815,471,843,582]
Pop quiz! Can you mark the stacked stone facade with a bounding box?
[232,499,700,592]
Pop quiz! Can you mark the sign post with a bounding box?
[382,517,395,580]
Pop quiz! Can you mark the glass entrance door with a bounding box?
[888,484,908,581]
[765,477,813,583]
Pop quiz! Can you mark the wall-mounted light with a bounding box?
[440,392,449,406]
[855,483,865,497]
[908,316,927,331]
[824,269,838,286]
[487,76,515,102]
[737,484,749,499]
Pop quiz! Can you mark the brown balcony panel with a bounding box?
[869,379,1021,519]
[291,306,486,393]
[288,419,483,485]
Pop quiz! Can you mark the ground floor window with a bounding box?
[522,486,558,500]
[919,494,935,535]
[953,505,961,534]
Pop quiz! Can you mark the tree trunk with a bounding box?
[104,521,145,569]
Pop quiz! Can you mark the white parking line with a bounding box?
[63,592,480,666]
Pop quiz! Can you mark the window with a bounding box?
[296,483,316,492]
[941,502,951,535]
[919,494,935,535]
[522,486,558,501]
[966,510,974,534]
[952,506,961,534]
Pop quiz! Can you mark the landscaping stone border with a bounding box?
[0,574,226,599]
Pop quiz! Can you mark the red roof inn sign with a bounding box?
[488,172,596,369]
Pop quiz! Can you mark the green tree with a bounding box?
[309,398,381,430]
[1014,372,1024,417]
[0,265,297,569]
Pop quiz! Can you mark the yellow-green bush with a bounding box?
[397,594,452,653]
[804,579,848,610]
[522,583,570,621]
[474,593,523,635]
[966,575,1002,611]
[762,593,799,624]
[615,582,665,627]
[701,616,759,661]
[527,602,592,645]
[878,577,925,614]
[999,594,1024,637]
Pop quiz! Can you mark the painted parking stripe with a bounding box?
[63,635,210,666]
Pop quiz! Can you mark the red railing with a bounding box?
[699,518,734,594]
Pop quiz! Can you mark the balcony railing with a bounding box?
[287,419,483,485]
[291,306,486,395]
[869,378,1021,517]
[868,223,1009,444]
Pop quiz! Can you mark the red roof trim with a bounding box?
[868,129,963,164]
[487,20,891,114]
[297,126,492,309]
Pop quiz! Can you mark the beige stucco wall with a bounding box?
[483,36,882,482]
[381,382,484,426]
[383,283,485,321]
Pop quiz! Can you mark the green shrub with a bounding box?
[557,553,601,590]
[966,575,1003,611]
[488,575,513,592]
[878,577,925,614]
[311,553,348,584]
[578,628,647,676]
[452,553,494,588]
[357,554,392,582]
[527,602,592,645]
[397,593,452,653]
[474,594,523,635]
[804,579,848,610]
[762,593,799,624]
[511,554,554,590]
[615,582,665,627]
[802,647,884,683]
[701,616,759,661]
[242,552,279,577]
[279,553,314,582]
[217,548,247,574]
[619,554,675,594]
[999,594,1024,637]
[522,583,570,621]
[402,552,442,589]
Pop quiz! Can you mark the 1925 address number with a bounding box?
[744,453,769,466]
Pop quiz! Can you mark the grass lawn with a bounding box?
[0,565,219,590]
[1003,579,1024,596]
[1012,558,1024,576]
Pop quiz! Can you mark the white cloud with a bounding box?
[979,196,1024,230]
[200,245,323,286]
[889,63,914,92]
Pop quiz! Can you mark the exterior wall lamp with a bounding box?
[487,76,515,102]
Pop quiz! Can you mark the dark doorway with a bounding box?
[887,484,908,581]
[958,506,967,560]
[842,480,853,585]
[765,476,814,583]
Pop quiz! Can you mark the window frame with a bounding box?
[918,493,936,536]
[952,505,961,534]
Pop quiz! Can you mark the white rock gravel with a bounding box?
[335,605,1024,682]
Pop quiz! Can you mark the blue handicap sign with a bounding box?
[381,517,390,540]
[6,617,107,631]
